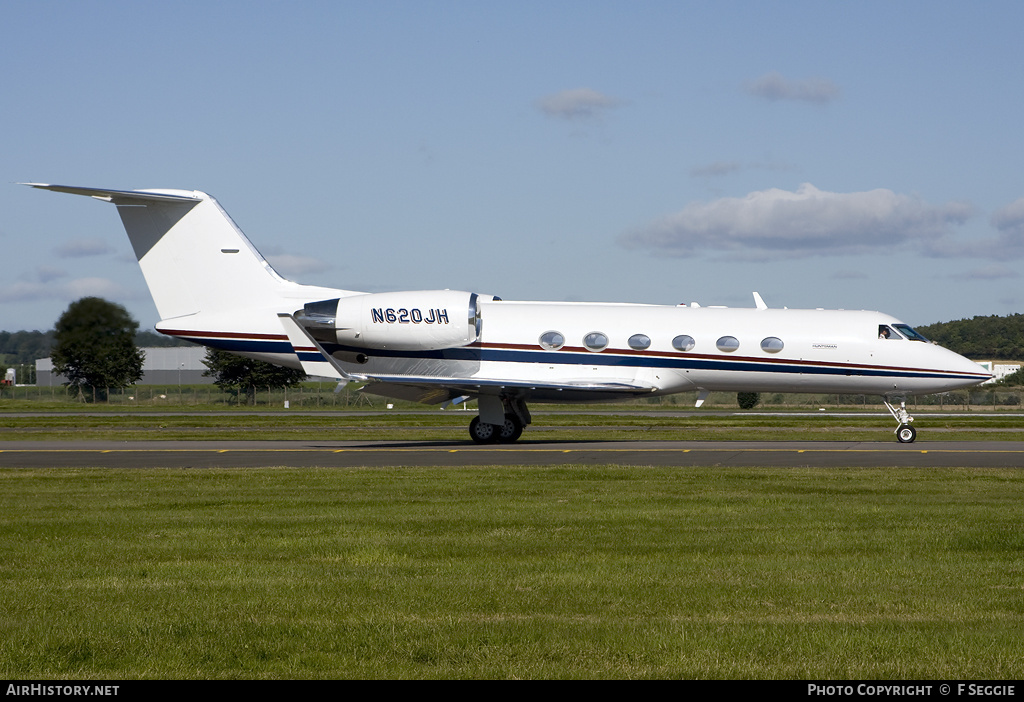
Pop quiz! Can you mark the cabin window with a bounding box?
[893,324,929,342]
[539,331,565,350]
[672,334,695,352]
[716,336,740,352]
[583,332,609,352]
[878,325,900,340]
[628,334,651,350]
[760,337,784,353]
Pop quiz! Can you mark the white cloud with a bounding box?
[0,281,50,303]
[954,264,1018,280]
[690,160,798,179]
[992,197,1024,230]
[267,253,331,276]
[0,277,133,304]
[34,265,68,283]
[53,237,114,258]
[690,162,742,178]
[745,71,840,104]
[990,197,1024,255]
[535,88,623,120]
[620,183,974,260]
[928,195,1024,260]
[62,277,134,299]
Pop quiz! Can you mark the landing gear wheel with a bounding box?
[884,399,917,444]
[495,414,523,444]
[896,424,917,443]
[469,416,498,444]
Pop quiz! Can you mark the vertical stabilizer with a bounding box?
[24,184,301,320]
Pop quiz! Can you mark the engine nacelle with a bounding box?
[298,290,485,351]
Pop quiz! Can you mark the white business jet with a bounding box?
[25,184,992,444]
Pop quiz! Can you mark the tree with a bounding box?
[50,297,145,401]
[997,367,1024,387]
[737,392,760,410]
[917,313,1024,359]
[202,348,307,404]
[0,329,56,365]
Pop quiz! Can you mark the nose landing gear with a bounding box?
[883,398,917,443]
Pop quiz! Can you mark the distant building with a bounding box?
[974,360,1022,384]
[36,347,212,386]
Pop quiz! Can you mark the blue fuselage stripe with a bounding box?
[184,335,987,382]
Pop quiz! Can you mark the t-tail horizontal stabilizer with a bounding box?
[277,313,364,387]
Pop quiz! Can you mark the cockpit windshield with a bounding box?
[893,324,929,342]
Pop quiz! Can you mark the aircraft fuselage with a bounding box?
[156,296,989,401]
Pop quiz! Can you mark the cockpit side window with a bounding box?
[878,324,901,340]
[893,324,929,342]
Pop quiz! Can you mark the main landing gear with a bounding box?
[883,398,917,443]
[468,395,531,444]
[469,414,524,444]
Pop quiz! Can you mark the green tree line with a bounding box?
[916,313,1024,360]
[3,297,307,402]
[0,329,192,366]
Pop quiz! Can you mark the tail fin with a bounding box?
[24,184,306,320]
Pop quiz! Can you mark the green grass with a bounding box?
[2,465,1024,678]
[2,409,1023,441]
[4,381,1023,413]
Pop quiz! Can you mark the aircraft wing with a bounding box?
[360,375,657,405]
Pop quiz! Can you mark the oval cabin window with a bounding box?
[628,334,651,350]
[716,336,740,352]
[760,337,784,353]
[539,331,565,350]
[583,332,609,352]
[672,335,695,352]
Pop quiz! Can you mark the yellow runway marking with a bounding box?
[4,447,1024,454]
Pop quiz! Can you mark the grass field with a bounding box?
[2,464,1024,679]
[3,408,1024,442]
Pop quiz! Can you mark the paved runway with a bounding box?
[2,439,1023,468]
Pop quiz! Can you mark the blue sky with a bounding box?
[4,1,1024,333]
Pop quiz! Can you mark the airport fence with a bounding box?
[0,382,385,408]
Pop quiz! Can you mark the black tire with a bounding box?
[896,424,917,443]
[495,414,523,443]
[469,416,498,444]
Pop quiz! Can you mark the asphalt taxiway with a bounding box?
[2,439,1023,468]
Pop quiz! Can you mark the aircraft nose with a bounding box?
[946,348,994,387]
